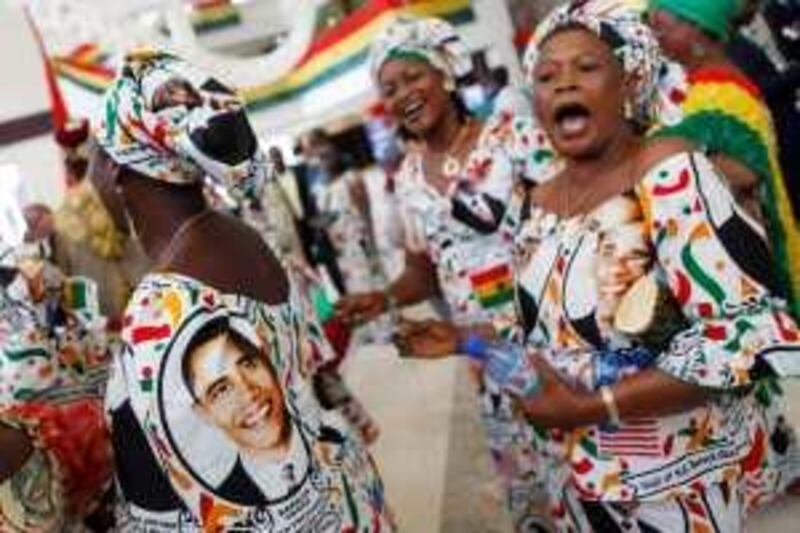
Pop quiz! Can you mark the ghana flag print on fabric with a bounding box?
[470,263,514,310]
[656,66,800,319]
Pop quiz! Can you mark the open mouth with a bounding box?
[553,102,592,138]
[240,398,272,429]
[401,99,426,126]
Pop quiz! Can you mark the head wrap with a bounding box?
[97,50,267,199]
[649,0,744,41]
[523,0,667,127]
[369,15,472,86]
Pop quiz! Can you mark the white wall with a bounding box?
[0,1,64,207]
[0,136,64,207]
[0,2,49,122]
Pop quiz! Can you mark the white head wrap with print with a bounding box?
[369,15,472,87]
[97,50,268,200]
[522,0,668,127]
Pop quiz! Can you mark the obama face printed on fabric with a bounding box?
[159,312,314,508]
[184,319,291,461]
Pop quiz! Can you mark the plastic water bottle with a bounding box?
[460,335,540,398]
[592,346,657,388]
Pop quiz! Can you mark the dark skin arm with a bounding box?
[520,360,710,430]
[710,154,763,224]
[0,423,33,484]
[335,249,439,325]
[393,318,496,359]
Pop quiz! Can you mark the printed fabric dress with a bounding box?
[511,150,800,531]
[656,66,800,320]
[0,268,113,531]
[395,112,556,529]
[317,171,384,295]
[106,272,393,532]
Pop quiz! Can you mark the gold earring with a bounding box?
[623,100,635,121]
[443,78,456,93]
[691,42,707,59]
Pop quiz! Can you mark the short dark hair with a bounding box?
[182,317,267,402]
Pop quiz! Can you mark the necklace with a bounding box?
[440,119,478,177]
[422,119,478,192]
[155,210,214,270]
[557,142,641,218]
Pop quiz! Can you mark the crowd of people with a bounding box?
[1,0,799,531]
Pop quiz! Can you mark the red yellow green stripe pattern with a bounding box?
[657,67,800,317]
[240,0,474,110]
[52,43,114,94]
[470,263,514,309]
[189,0,242,34]
[51,1,473,103]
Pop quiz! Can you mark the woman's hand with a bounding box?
[335,291,387,326]
[393,319,460,359]
[518,358,601,430]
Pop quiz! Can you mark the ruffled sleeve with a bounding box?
[493,113,558,185]
[637,151,800,389]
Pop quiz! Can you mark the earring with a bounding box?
[443,77,456,93]
[690,42,707,59]
[623,100,635,121]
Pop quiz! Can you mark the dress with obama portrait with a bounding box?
[105,273,392,532]
[509,151,800,529]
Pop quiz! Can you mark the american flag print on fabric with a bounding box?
[599,419,662,458]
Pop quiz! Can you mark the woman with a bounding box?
[0,225,113,530]
[648,0,800,319]
[335,15,556,530]
[404,3,800,530]
[305,129,384,296]
[91,50,392,531]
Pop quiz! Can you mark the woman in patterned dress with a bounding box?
[405,2,800,531]
[335,14,558,532]
[89,50,393,531]
[0,224,113,531]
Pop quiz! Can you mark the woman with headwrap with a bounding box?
[0,220,113,530]
[405,1,800,530]
[90,50,392,531]
[333,15,557,531]
[647,0,800,321]
[49,119,151,323]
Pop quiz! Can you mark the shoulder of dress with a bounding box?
[637,138,696,178]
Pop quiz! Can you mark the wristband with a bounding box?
[600,386,621,426]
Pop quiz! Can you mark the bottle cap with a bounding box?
[459,333,487,360]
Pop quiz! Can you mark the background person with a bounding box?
[648,0,800,320]
[0,207,113,532]
[49,120,150,323]
[305,129,385,297]
[728,0,800,217]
